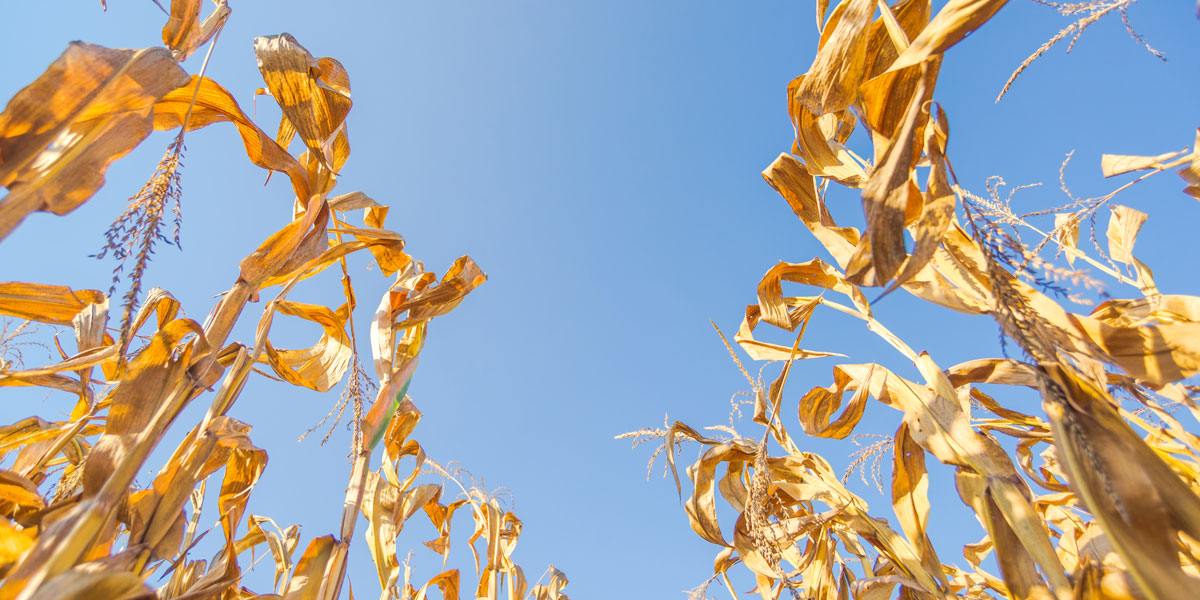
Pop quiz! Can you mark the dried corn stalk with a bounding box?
[0,3,565,599]
[627,3,1200,599]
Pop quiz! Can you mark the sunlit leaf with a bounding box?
[0,43,189,240]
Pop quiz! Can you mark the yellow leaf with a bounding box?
[794,0,877,115]
[162,0,229,61]
[1053,213,1080,266]
[1101,150,1185,178]
[261,301,353,392]
[153,76,310,202]
[0,43,189,240]
[254,34,352,174]
[1042,364,1200,600]
[887,0,1009,74]
[1106,205,1147,265]
[0,283,105,326]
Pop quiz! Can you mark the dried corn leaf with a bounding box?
[887,104,954,290]
[1042,364,1200,600]
[0,43,189,241]
[162,0,229,61]
[1178,130,1200,200]
[153,76,310,202]
[787,79,868,186]
[413,569,459,600]
[239,198,329,288]
[361,471,401,592]
[0,471,42,512]
[218,442,267,549]
[756,259,869,329]
[261,302,352,392]
[864,0,931,80]
[0,283,105,326]
[82,318,206,497]
[132,416,255,557]
[762,154,860,267]
[856,67,929,285]
[528,567,568,600]
[735,298,845,362]
[851,355,1072,593]
[283,536,342,600]
[891,423,945,580]
[1106,205,1147,265]
[794,0,876,115]
[887,0,1009,74]
[797,364,874,439]
[335,226,409,276]
[254,35,352,173]
[0,520,34,568]
[685,440,756,546]
[1090,295,1200,328]
[945,357,1040,388]
[391,256,487,331]
[28,568,153,600]
[1101,150,1185,178]
[955,469,1050,600]
[1054,213,1080,266]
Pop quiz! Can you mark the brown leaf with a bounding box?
[856,65,931,285]
[29,568,153,600]
[0,471,43,510]
[260,302,352,392]
[1042,364,1200,600]
[238,198,329,288]
[797,364,873,439]
[1105,205,1147,265]
[153,76,310,202]
[735,298,845,362]
[254,34,352,174]
[0,283,105,326]
[762,154,860,267]
[885,103,954,290]
[162,0,229,61]
[391,256,488,331]
[283,536,343,600]
[1053,213,1080,266]
[756,258,870,329]
[955,469,1050,600]
[0,43,189,240]
[414,569,459,600]
[1178,130,1200,200]
[1101,150,1185,178]
[786,86,868,186]
[82,318,205,498]
[794,0,877,115]
[0,520,34,569]
[218,442,267,548]
[887,0,1009,74]
[891,423,945,583]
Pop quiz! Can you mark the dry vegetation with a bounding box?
[621,1,1200,599]
[0,1,566,598]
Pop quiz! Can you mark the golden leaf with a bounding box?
[0,283,105,326]
[887,0,1009,74]
[0,43,189,240]
[794,0,877,115]
[153,76,310,202]
[254,34,352,174]
[1101,150,1185,178]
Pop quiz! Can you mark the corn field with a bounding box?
[1,1,1199,600]
[0,1,566,598]
[620,1,1200,599]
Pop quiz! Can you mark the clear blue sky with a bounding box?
[1,2,1198,598]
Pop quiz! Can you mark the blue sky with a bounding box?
[2,1,1199,598]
